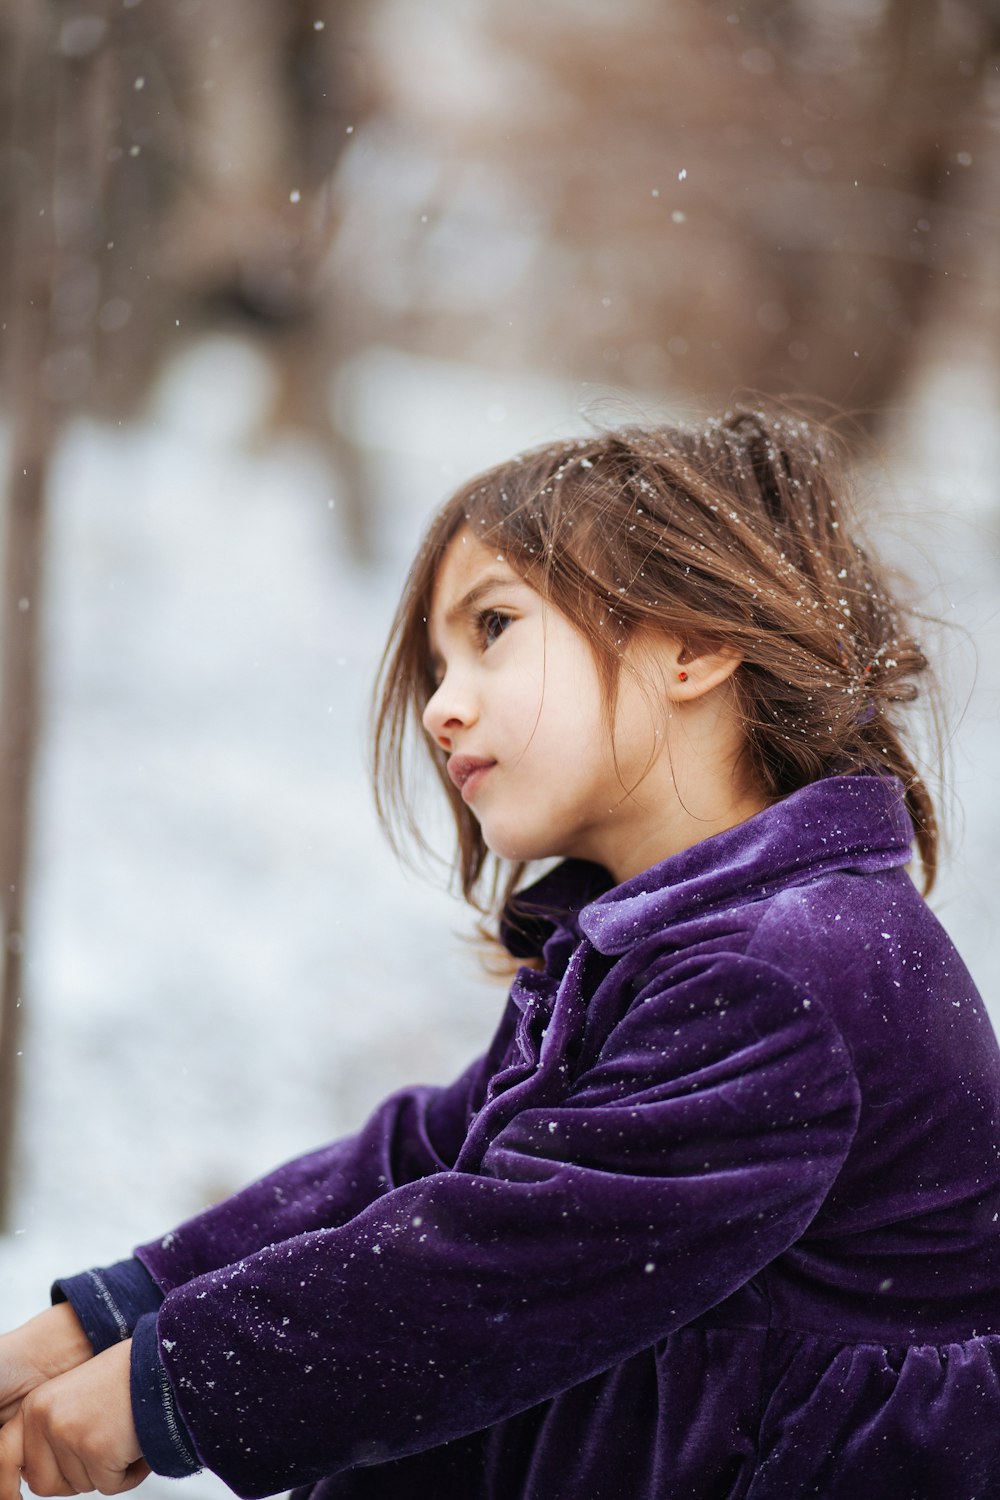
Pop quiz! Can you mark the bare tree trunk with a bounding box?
[0,393,49,1233]
[0,2,56,1229]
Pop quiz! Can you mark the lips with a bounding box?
[447,755,496,801]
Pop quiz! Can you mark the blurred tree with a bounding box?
[0,0,117,1227]
[1,0,375,546]
[0,0,376,1218]
[327,0,1000,423]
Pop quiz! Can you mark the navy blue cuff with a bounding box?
[52,1260,164,1355]
[130,1313,201,1479]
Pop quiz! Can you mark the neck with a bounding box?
[606,779,767,884]
[597,691,767,884]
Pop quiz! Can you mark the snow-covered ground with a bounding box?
[0,338,998,1498]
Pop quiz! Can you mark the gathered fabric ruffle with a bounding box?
[297,1323,1000,1500]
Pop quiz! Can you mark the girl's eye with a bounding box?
[479,609,513,649]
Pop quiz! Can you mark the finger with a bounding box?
[20,1471,77,1498]
[24,1427,96,1496]
[0,1412,24,1500]
[19,1440,81,1497]
[119,1459,151,1492]
[19,1406,84,1497]
[93,1458,151,1497]
[46,1443,150,1498]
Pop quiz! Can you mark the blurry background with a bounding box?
[1,4,999,1482]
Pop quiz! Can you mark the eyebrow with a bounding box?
[442,573,523,628]
[427,571,526,671]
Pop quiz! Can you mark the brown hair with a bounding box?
[373,404,937,923]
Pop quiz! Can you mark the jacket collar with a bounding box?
[503,775,915,959]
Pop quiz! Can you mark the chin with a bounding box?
[482,826,572,866]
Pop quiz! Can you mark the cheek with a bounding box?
[540,681,610,766]
[500,661,548,737]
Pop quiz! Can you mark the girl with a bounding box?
[2,406,1000,1500]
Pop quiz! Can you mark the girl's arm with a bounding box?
[132,954,861,1497]
[0,1045,503,1490]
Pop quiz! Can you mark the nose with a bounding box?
[422,671,477,751]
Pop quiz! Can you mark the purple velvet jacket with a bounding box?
[58,776,1000,1499]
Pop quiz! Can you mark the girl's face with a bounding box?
[422,528,681,881]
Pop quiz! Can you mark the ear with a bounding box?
[627,633,742,704]
[667,638,742,703]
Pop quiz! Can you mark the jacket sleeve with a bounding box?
[134,1044,499,1293]
[138,954,861,1498]
[51,1260,164,1353]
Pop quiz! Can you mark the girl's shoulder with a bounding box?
[741,866,998,1091]
[746,862,963,997]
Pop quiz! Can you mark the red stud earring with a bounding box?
[677,670,689,682]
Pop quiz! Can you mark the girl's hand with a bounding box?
[0,1340,148,1499]
[0,1307,94,1424]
